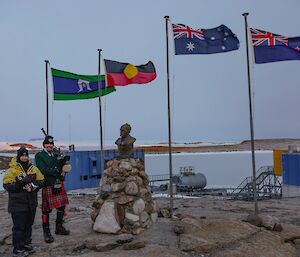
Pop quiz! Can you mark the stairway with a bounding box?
[231,166,282,200]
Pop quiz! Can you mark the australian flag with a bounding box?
[250,28,300,64]
[172,24,239,55]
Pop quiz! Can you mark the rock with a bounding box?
[135,176,143,186]
[120,160,132,171]
[116,195,134,205]
[125,212,139,222]
[179,218,274,255]
[245,213,262,227]
[294,239,300,245]
[139,187,149,197]
[129,158,137,167]
[72,243,86,252]
[113,176,126,183]
[103,167,113,177]
[152,201,159,213]
[180,234,213,253]
[122,240,146,250]
[145,202,154,213]
[133,198,145,214]
[274,223,283,232]
[141,219,151,228]
[95,242,119,252]
[160,208,171,218]
[99,174,107,187]
[261,214,279,230]
[93,201,121,234]
[85,239,98,250]
[151,212,158,223]
[0,234,11,245]
[125,181,138,195]
[92,201,101,209]
[116,234,134,244]
[111,182,125,192]
[140,211,149,223]
[111,159,121,169]
[132,227,145,235]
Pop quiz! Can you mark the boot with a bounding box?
[55,221,70,235]
[13,246,29,257]
[42,213,54,243]
[55,208,70,235]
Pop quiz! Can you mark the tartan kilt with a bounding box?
[41,181,69,212]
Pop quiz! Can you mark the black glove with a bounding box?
[16,176,24,187]
[21,175,33,185]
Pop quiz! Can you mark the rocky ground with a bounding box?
[1,139,300,256]
[0,191,300,257]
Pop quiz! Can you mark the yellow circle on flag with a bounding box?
[123,64,138,79]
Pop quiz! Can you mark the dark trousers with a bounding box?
[11,208,36,248]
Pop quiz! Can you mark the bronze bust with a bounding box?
[115,123,136,159]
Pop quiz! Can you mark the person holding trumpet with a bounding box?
[3,146,44,257]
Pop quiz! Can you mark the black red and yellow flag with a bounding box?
[104,59,156,86]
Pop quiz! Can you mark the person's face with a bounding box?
[19,155,29,162]
[120,127,129,137]
[44,143,54,152]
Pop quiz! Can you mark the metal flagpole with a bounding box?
[45,60,50,134]
[242,12,258,214]
[164,15,174,217]
[97,49,105,172]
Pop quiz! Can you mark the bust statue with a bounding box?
[115,123,136,159]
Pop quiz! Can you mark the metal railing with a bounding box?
[231,166,282,200]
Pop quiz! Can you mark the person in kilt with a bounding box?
[3,147,44,257]
[35,135,70,243]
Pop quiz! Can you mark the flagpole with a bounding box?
[97,49,105,172]
[164,15,174,217]
[242,12,258,215]
[45,60,50,134]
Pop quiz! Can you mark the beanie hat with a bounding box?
[43,135,54,145]
[17,146,29,160]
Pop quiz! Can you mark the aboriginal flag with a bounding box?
[104,59,156,86]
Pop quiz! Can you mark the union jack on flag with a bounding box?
[172,24,204,40]
[250,28,288,47]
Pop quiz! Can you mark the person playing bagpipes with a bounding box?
[35,134,71,243]
[3,146,44,257]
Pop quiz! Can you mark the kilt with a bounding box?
[41,181,69,212]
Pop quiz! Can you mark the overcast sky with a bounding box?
[1,0,300,145]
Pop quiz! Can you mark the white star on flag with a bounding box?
[186,42,195,51]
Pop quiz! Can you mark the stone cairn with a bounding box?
[90,158,158,235]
